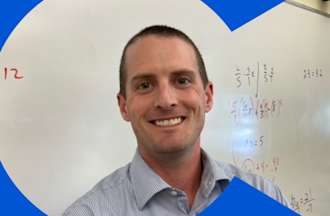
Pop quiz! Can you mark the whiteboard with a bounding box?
[0,1,329,215]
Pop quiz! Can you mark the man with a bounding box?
[64,25,288,216]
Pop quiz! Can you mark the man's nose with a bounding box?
[154,84,178,110]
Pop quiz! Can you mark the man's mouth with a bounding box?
[150,117,185,127]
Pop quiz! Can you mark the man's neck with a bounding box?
[139,145,203,209]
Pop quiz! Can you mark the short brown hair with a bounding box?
[119,25,209,97]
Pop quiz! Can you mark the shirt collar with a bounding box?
[129,149,231,210]
[200,150,231,197]
[129,150,170,210]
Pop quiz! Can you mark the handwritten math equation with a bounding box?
[229,96,283,122]
[231,134,280,181]
[290,188,315,214]
[303,68,324,80]
[1,67,23,80]
[233,136,265,151]
[233,155,280,182]
[234,62,275,97]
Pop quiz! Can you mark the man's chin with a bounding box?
[152,141,194,155]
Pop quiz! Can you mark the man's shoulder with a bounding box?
[214,160,289,205]
[63,163,132,216]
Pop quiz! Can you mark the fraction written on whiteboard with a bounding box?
[290,188,315,215]
[234,62,275,98]
[229,96,283,122]
[232,154,280,182]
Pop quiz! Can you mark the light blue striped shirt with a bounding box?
[63,150,288,216]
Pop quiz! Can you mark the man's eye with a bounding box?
[136,81,152,92]
[176,77,191,87]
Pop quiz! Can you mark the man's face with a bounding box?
[118,35,213,158]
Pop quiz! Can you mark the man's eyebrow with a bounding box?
[130,69,197,83]
[172,69,195,76]
[130,74,155,83]
[171,69,197,78]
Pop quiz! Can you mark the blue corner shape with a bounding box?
[201,0,284,31]
[198,177,300,216]
[0,161,47,215]
[0,0,43,51]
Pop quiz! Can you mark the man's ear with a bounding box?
[117,93,130,121]
[204,82,214,113]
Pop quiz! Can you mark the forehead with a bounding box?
[124,35,199,80]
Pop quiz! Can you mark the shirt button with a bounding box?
[170,190,178,196]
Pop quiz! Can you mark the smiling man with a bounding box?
[63,25,289,216]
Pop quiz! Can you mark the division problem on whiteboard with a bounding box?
[234,62,275,98]
[1,67,23,80]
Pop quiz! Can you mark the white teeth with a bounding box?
[154,117,183,127]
